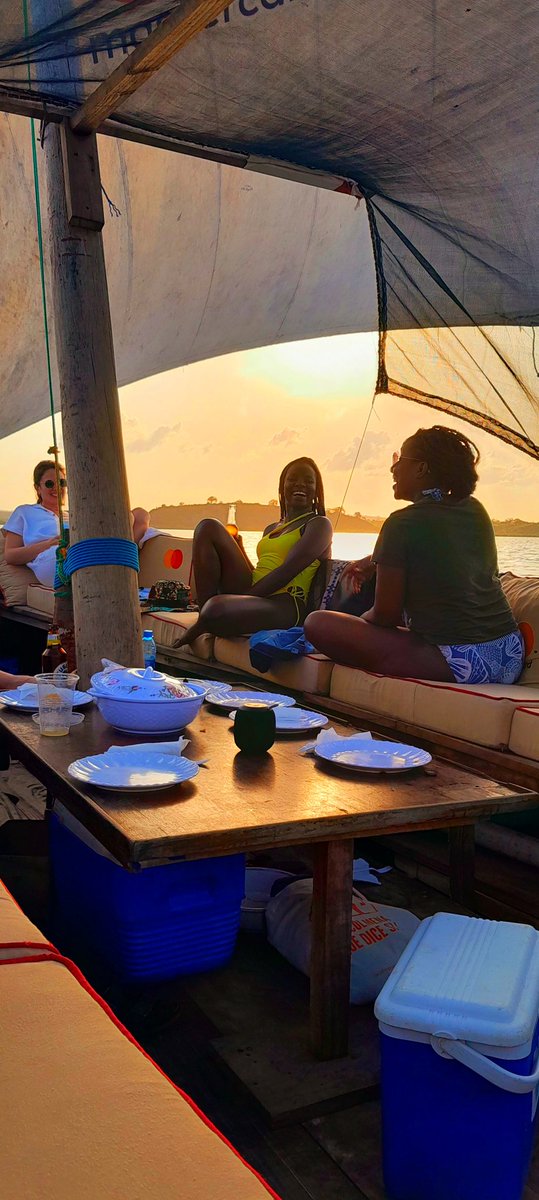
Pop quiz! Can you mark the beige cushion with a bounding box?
[0,530,37,607]
[329,666,539,749]
[508,707,539,762]
[20,534,194,614]
[26,583,54,617]
[138,533,194,591]
[0,880,53,960]
[0,959,275,1200]
[214,636,333,695]
[501,573,539,685]
[143,611,214,662]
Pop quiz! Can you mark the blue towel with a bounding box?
[249,627,315,673]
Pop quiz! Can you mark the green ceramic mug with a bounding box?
[233,701,276,755]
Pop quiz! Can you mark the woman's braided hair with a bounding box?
[409,426,480,500]
[278,457,326,520]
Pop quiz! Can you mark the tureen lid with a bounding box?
[91,665,196,702]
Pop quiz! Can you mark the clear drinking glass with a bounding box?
[35,672,79,736]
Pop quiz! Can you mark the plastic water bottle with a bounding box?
[142,629,157,669]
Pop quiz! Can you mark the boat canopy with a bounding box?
[0,1,537,456]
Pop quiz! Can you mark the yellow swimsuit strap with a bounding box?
[269,511,316,535]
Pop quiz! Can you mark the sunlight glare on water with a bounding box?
[171,530,539,576]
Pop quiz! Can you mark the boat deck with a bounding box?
[3,828,538,1200]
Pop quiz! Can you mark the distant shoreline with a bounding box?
[149,502,539,538]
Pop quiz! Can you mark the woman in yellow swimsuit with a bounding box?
[173,458,332,647]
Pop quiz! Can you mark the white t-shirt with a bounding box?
[4,504,69,587]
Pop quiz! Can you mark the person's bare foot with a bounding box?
[173,622,201,649]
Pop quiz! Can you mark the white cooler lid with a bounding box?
[375,912,539,1049]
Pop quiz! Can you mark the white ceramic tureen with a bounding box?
[89,665,205,733]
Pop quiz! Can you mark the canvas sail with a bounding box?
[0,1,537,455]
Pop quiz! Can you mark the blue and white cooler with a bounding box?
[374,912,539,1200]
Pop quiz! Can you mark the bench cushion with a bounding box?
[329,666,539,749]
[0,957,278,1200]
[214,636,334,695]
[144,610,214,662]
[26,583,54,617]
[501,572,539,684]
[508,707,539,762]
[0,880,54,960]
[0,533,37,606]
[137,533,194,590]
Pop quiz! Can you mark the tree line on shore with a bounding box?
[149,501,539,538]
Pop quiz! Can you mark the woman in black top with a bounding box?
[305,426,524,683]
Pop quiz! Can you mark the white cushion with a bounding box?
[0,959,275,1200]
[329,666,539,749]
[144,611,214,662]
[508,707,539,762]
[214,636,333,695]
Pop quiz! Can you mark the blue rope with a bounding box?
[64,538,140,577]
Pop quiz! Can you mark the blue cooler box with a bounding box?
[375,912,539,1200]
[50,810,245,983]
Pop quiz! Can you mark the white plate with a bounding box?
[205,689,295,711]
[0,686,92,711]
[68,750,199,791]
[32,712,85,728]
[314,737,432,774]
[108,725,189,736]
[184,678,232,695]
[231,706,328,732]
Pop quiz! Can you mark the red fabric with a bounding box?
[2,950,281,1199]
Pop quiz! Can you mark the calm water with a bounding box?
[170,529,539,576]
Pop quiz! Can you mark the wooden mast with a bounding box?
[43,122,144,685]
[28,0,231,684]
[30,2,143,685]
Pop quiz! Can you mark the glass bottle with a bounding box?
[42,628,68,676]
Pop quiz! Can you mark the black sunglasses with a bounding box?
[43,478,67,489]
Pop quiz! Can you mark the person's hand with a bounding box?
[45,535,60,550]
[16,675,36,686]
[341,555,375,593]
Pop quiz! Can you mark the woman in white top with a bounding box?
[4,460,67,587]
[4,460,153,588]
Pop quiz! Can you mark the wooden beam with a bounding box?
[310,839,354,1060]
[70,0,233,135]
[0,89,67,122]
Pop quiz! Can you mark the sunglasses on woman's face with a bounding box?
[43,479,67,489]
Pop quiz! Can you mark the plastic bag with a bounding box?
[266,878,420,1004]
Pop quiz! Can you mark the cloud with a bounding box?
[326,430,390,472]
[127,421,181,454]
[270,428,299,447]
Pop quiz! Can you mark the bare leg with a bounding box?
[131,507,151,545]
[305,611,454,681]
[174,519,254,648]
[192,519,253,606]
[200,592,299,638]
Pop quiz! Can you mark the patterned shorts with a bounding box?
[438,630,525,685]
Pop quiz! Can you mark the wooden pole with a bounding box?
[310,838,354,1059]
[42,120,143,686]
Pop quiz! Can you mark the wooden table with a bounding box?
[0,703,536,1063]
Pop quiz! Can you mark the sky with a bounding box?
[0,331,537,522]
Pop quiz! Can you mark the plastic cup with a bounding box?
[35,672,79,736]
